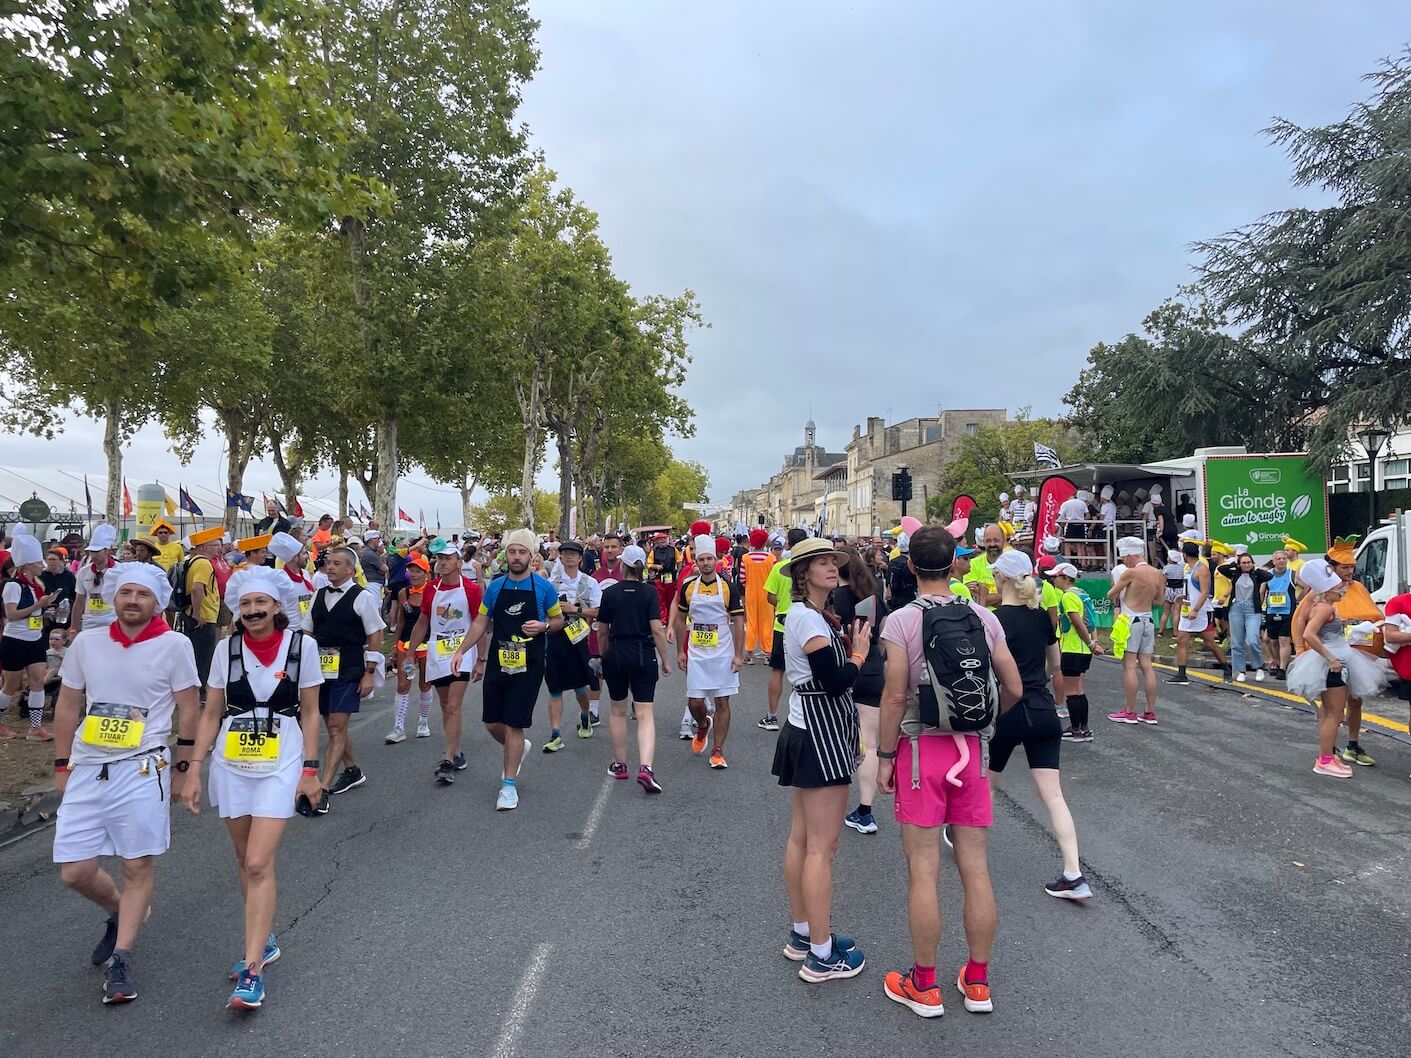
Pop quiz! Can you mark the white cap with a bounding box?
[363,529,381,542]
[992,550,1034,579]
[621,544,647,568]
[1301,558,1341,593]
[100,561,172,610]
[1234,544,1249,555]
[1168,549,1183,563]
[1117,536,1145,557]
[1183,513,1197,528]
[1042,534,1062,554]
[268,531,304,563]
[503,528,537,553]
[86,524,118,551]
[224,565,302,617]
[1045,561,1080,579]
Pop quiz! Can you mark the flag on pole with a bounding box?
[84,475,93,524]
[1033,441,1062,470]
[398,508,413,525]
[436,509,441,530]
[179,485,203,517]
[348,506,359,520]
[122,479,133,518]
[419,508,425,531]
[292,496,304,518]
[361,502,373,521]
[163,491,177,517]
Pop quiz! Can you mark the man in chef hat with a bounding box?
[673,534,745,771]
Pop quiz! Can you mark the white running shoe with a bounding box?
[1235,672,1247,683]
[679,719,695,740]
[496,783,519,811]
[1255,669,1266,682]
[385,728,406,744]
[415,719,431,738]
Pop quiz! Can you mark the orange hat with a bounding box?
[190,526,224,547]
[1326,535,1359,565]
[406,551,430,572]
[236,533,273,553]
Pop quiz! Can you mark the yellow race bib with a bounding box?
[436,632,464,657]
[564,618,590,645]
[319,648,340,680]
[80,702,144,750]
[27,614,43,631]
[1180,604,1192,617]
[298,596,312,616]
[87,597,110,614]
[222,718,279,770]
[691,623,720,648]
[1267,592,1287,609]
[498,643,527,674]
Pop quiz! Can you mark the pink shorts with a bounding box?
[894,733,993,829]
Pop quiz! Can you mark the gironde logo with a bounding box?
[1249,469,1282,485]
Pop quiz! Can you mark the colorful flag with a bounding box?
[226,489,240,509]
[163,491,177,517]
[122,478,133,518]
[398,508,413,525]
[239,493,253,513]
[179,485,203,517]
[292,496,304,518]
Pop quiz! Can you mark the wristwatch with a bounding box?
[174,760,192,773]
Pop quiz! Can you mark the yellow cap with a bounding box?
[236,533,272,552]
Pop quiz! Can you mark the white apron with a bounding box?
[423,576,479,682]
[683,576,739,697]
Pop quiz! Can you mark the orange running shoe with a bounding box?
[709,748,728,769]
[956,968,993,1013]
[691,716,711,754]
[884,969,944,1018]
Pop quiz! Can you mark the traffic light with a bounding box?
[891,469,913,502]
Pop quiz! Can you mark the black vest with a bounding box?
[224,632,304,732]
[310,584,367,682]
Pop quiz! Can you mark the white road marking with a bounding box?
[492,941,552,1058]
[575,777,614,850]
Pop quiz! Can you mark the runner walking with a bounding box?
[1046,562,1102,741]
[988,551,1091,901]
[1168,541,1230,685]
[586,534,626,726]
[303,547,384,810]
[597,544,673,792]
[180,568,323,1009]
[1105,537,1165,724]
[674,534,745,770]
[1264,550,1297,679]
[541,540,601,750]
[451,529,562,810]
[69,524,119,639]
[2,529,57,740]
[385,551,433,742]
[50,563,200,1004]
[403,540,482,783]
[772,537,869,982]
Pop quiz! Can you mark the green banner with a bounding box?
[1202,455,1328,553]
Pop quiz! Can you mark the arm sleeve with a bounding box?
[582,577,602,608]
[355,592,385,634]
[421,585,436,615]
[726,582,744,616]
[539,578,562,619]
[805,641,859,694]
[677,577,694,613]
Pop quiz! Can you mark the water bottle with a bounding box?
[401,660,416,679]
[57,597,71,626]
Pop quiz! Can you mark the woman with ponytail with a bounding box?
[990,550,1090,902]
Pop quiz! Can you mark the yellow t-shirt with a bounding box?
[153,541,184,572]
[185,556,219,624]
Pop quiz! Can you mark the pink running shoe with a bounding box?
[1137,712,1159,725]
[1313,756,1352,778]
[1107,710,1139,724]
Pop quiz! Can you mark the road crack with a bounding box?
[282,819,380,934]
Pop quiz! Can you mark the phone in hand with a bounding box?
[854,595,877,623]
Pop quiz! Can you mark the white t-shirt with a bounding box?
[783,606,837,730]
[1100,501,1117,529]
[2,579,42,641]
[208,631,325,701]
[1058,498,1087,524]
[548,568,602,609]
[60,627,200,764]
[76,563,117,629]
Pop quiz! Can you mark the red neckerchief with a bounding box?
[284,565,312,589]
[108,615,171,648]
[89,557,115,576]
[244,629,284,668]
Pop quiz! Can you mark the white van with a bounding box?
[1353,511,1411,604]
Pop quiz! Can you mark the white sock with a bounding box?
[394,692,410,729]
[418,690,433,719]
[809,937,833,960]
[1063,870,1081,880]
[681,706,692,725]
[0,690,12,719]
[792,921,809,936]
[27,689,44,727]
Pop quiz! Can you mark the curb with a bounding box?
[1094,655,1411,748]
[0,785,60,848]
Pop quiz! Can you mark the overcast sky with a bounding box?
[2,1,1402,520]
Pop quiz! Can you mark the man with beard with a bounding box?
[453,529,563,811]
[964,524,1006,609]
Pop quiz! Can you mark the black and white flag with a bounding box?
[1033,441,1062,469]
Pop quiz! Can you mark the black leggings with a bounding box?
[990,690,1063,772]
[1067,693,1090,729]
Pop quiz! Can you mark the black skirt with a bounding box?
[772,722,851,789]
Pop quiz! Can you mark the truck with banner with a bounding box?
[1196,453,1328,560]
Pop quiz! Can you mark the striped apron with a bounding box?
[793,625,861,784]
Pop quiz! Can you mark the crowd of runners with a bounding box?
[0,503,1403,1018]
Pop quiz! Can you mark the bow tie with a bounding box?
[326,586,345,594]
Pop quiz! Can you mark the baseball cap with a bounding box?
[955,545,977,557]
[621,544,647,568]
[429,537,458,556]
[1045,561,1081,579]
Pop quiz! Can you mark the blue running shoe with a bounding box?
[227,970,265,1010]
[799,942,866,982]
[844,809,878,835]
[102,953,137,1004]
[784,930,857,962]
[229,933,280,980]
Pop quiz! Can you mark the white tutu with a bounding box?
[1285,637,1392,701]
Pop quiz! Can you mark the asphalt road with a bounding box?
[1,659,1408,1057]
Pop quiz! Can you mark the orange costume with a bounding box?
[1293,536,1386,657]
[740,528,776,654]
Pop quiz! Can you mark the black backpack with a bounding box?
[168,556,196,612]
[911,597,998,733]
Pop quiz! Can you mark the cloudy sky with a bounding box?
[2,1,1402,521]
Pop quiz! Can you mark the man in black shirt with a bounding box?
[887,535,918,608]
[596,544,672,793]
[40,548,77,633]
[253,497,291,537]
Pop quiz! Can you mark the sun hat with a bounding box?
[787,537,844,566]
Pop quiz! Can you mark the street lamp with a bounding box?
[1357,424,1392,529]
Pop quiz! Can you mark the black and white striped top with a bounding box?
[784,606,861,784]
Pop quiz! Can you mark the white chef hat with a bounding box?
[100,561,172,610]
[224,565,302,617]
[85,523,118,551]
[1134,488,1149,501]
[1014,484,1026,496]
[1100,485,1114,500]
[1301,559,1341,594]
[268,531,304,564]
[1042,534,1061,555]
[1077,490,1093,503]
[10,526,43,566]
[1182,513,1196,528]
[1117,536,1146,557]
[1233,544,1249,556]
[998,492,1010,502]
[693,534,717,558]
[1168,549,1183,563]
[1150,484,1163,498]
[992,550,1034,579]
